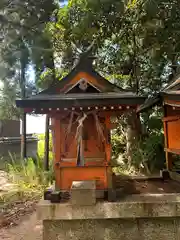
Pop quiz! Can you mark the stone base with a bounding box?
[43,218,180,240]
[38,193,180,240]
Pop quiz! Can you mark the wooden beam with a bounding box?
[163,115,180,122]
[164,148,180,155]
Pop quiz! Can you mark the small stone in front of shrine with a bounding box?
[70,180,96,206]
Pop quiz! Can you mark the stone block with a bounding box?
[70,180,96,206]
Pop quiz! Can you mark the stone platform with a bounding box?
[37,193,180,240]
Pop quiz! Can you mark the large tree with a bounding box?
[0,0,57,117]
[52,0,180,168]
[52,0,180,94]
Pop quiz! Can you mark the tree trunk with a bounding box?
[125,110,142,165]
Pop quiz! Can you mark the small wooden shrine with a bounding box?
[138,75,180,171]
[16,55,145,198]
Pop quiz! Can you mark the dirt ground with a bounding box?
[0,211,42,240]
[0,170,42,239]
[114,177,180,194]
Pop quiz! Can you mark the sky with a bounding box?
[20,114,46,134]
[23,65,46,134]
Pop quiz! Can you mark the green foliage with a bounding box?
[7,155,54,192]
[0,0,57,119]
[2,133,55,202]
[111,132,126,159]
[111,111,165,174]
[36,133,53,161]
[0,81,21,119]
[51,0,180,94]
[0,157,53,208]
[146,116,163,132]
[132,132,165,174]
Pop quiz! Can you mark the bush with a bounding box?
[131,132,165,174]
[111,111,166,175]
[7,156,54,192]
[3,133,55,197]
[36,133,53,161]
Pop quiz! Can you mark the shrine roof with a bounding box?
[164,74,180,91]
[137,75,180,113]
[41,69,126,94]
[25,92,138,100]
[16,53,147,112]
[16,92,145,110]
[161,90,180,101]
[137,95,161,113]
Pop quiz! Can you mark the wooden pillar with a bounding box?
[20,50,27,160]
[163,105,172,171]
[105,115,113,190]
[105,115,111,163]
[44,115,50,171]
[54,118,61,190]
[21,111,27,159]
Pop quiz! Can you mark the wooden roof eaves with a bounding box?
[163,74,180,91]
[137,94,161,113]
[16,96,145,109]
[137,90,180,113]
[137,76,180,113]
[161,91,180,102]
